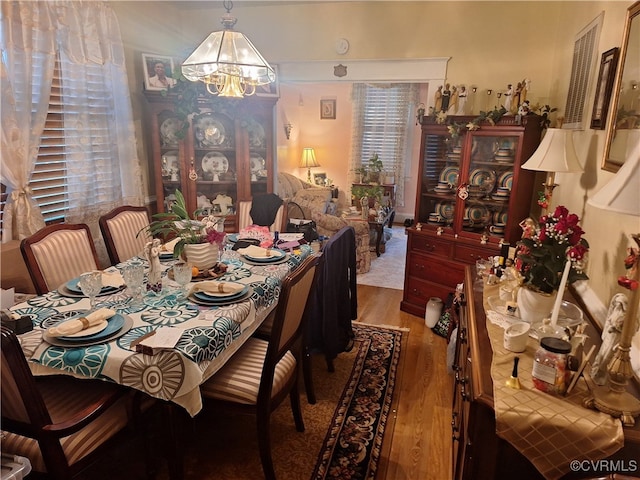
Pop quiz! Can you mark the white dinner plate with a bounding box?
[195,115,226,146]
[160,117,180,146]
[201,152,229,175]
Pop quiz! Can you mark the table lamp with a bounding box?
[586,142,640,426]
[300,147,319,183]
[522,128,582,213]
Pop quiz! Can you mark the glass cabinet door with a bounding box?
[191,111,237,215]
[463,134,518,239]
[247,116,269,198]
[418,130,464,229]
[157,110,183,211]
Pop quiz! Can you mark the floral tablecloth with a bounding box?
[10,245,313,417]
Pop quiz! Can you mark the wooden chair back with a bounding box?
[99,205,151,264]
[1,325,135,478]
[20,223,100,294]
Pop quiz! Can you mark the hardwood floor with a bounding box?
[355,284,453,480]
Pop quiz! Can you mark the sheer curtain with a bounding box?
[350,83,419,208]
[1,1,142,244]
[0,3,54,240]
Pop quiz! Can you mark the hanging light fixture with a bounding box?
[181,0,275,98]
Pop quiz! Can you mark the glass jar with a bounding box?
[532,337,572,395]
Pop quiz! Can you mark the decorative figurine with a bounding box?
[456,85,468,115]
[144,239,163,293]
[590,293,628,385]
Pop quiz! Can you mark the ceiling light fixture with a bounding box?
[181,0,275,98]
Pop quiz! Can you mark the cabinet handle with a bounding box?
[422,242,435,252]
[459,328,467,344]
[451,412,459,431]
[413,263,425,271]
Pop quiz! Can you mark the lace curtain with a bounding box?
[349,83,419,208]
[1,1,143,246]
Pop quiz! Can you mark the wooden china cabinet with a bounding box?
[401,114,543,317]
[143,91,277,231]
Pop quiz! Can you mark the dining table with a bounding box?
[9,241,313,417]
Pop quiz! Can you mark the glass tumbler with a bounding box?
[122,263,145,305]
[172,262,193,300]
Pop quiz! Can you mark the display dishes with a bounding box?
[498,171,514,190]
[189,287,253,306]
[201,152,229,178]
[468,168,496,192]
[439,166,459,186]
[160,117,181,146]
[194,115,226,147]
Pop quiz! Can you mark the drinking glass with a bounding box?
[79,270,102,310]
[172,262,193,300]
[122,263,145,305]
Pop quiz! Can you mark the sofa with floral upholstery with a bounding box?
[277,172,371,273]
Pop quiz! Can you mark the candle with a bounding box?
[550,259,572,327]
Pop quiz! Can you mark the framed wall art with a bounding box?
[590,47,619,129]
[320,99,336,119]
[142,54,177,91]
[313,172,327,186]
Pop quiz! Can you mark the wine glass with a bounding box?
[122,263,145,305]
[172,262,193,300]
[78,270,102,310]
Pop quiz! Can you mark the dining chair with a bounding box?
[20,223,101,295]
[237,194,286,232]
[0,325,149,479]
[99,205,151,265]
[199,253,320,480]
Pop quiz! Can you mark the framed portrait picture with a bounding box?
[255,65,280,97]
[590,47,619,130]
[142,54,178,91]
[313,172,327,186]
[320,99,336,119]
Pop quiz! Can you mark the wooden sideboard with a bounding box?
[452,267,640,480]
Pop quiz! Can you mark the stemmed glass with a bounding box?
[78,270,102,310]
[122,263,145,305]
[172,262,193,301]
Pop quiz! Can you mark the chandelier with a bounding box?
[181,0,275,98]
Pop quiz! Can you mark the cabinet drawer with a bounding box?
[404,276,454,308]
[407,253,466,286]
[454,243,499,264]
[409,234,453,257]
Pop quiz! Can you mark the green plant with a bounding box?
[351,185,383,205]
[516,206,589,294]
[140,190,224,258]
[368,153,383,173]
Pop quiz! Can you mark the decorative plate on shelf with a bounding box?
[201,152,229,176]
[435,202,455,221]
[498,171,514,190]
[464,205,489,222]
[160,117,181,146]
[439,166,459,186]
[195,115,226,147]
[250,154,265,174]
[493,210,508,224]
[468,168,496,191]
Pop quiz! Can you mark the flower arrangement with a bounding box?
[143,189,225,258]
[516,206,589,294]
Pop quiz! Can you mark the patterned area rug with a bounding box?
[311,322,406,480]
[77,323,407,480]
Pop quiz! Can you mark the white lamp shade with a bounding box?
[588,141,640,216]
[522,129,583,173]
[300,148,319,168]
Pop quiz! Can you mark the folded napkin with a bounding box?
[189,281,245,297]
[237,245,276,258]
[48,308,116,337]
[101,271,125,288]
[160,238,180,253]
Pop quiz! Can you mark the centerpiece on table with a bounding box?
[515,205,589,323]
[144,190,226,270]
